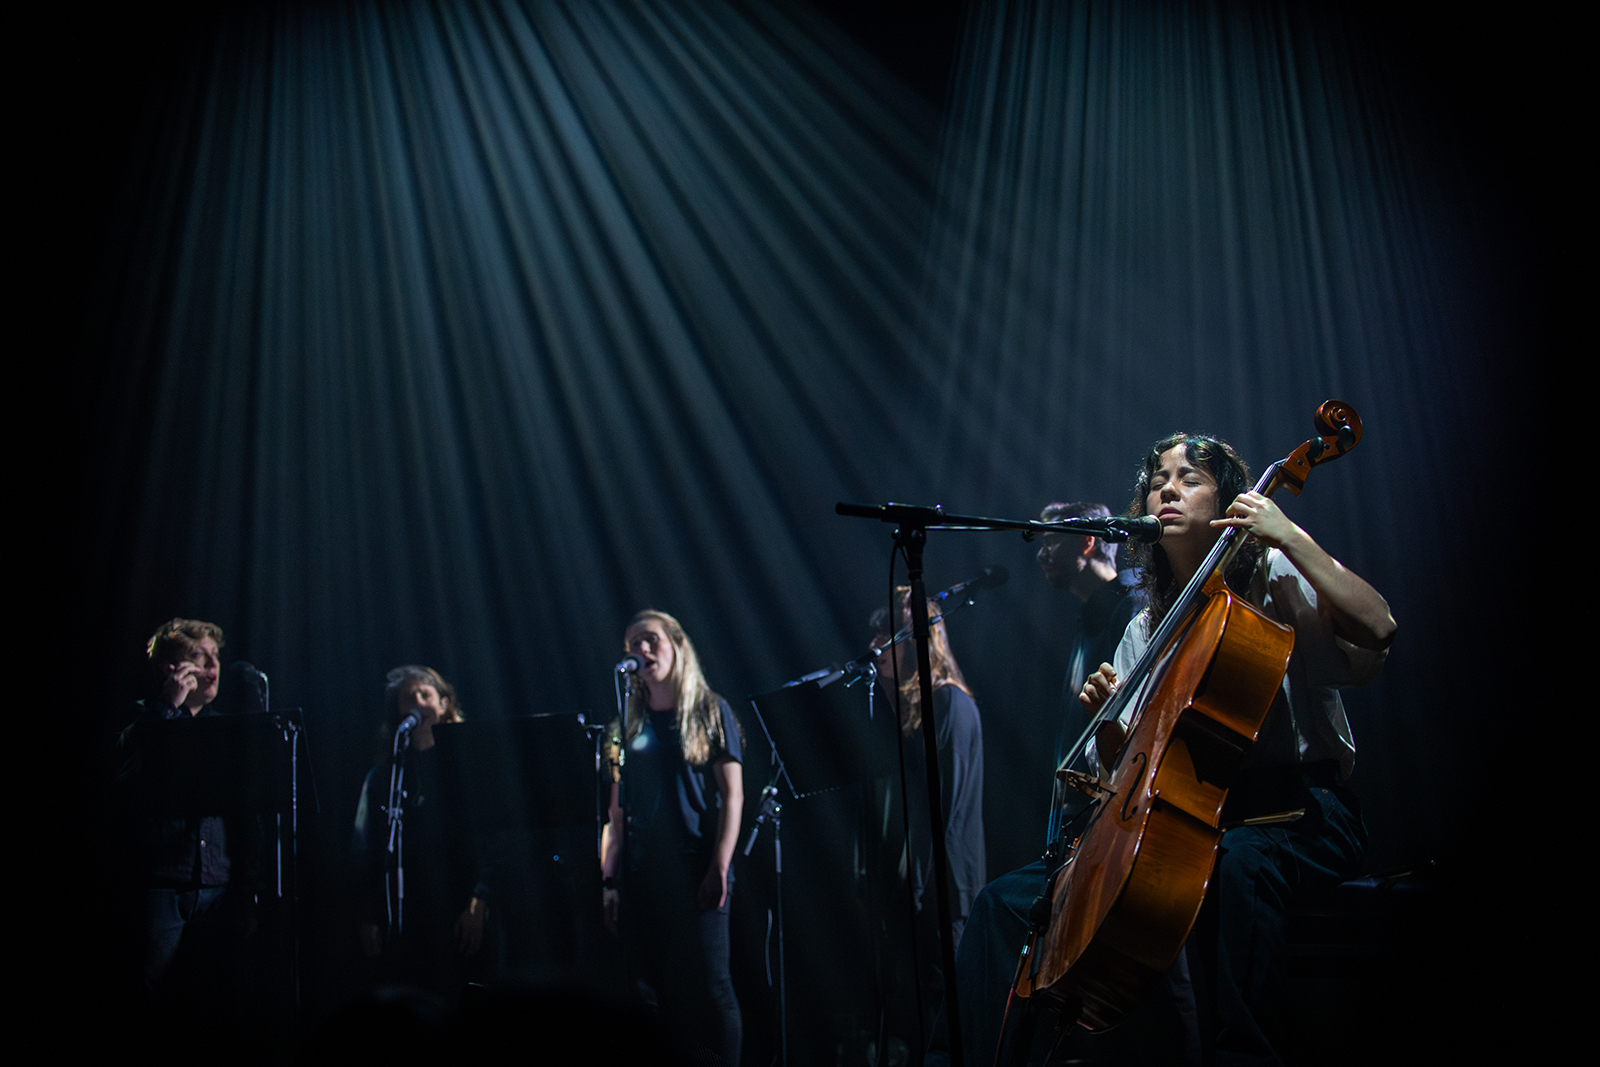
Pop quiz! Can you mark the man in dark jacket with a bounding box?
[130,618,260,996]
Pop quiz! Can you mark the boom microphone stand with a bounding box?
[834,501,1155,1067]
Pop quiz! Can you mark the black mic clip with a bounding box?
[742,784,782,856]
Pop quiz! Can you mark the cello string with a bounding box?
[1046,449,1308,852]
[1050,456,1278,779]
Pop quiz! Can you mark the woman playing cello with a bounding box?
[1080,433,1395,1064]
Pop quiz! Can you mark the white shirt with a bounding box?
[1094,549,1386,780]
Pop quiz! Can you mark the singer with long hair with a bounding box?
[872,588,987,946]
[602,610,743,1066]
[866,588,986,1062]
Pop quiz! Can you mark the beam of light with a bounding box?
[94,0,946,726]
[925,0,1479,517]
[918,0,1504,872]
[85,2,957,1048]
[78,0,1519,1044]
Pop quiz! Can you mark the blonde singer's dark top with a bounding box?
[621,697,742,873]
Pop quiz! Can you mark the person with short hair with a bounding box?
[930,501,1140,1065]
[602,610,743,1066]
[146,617,226,718]
[1034,500,1144,780]
[129,617,261,997]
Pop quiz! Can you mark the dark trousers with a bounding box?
[943,861,1043,1066]
[1190,777,1365,1066]
[936,771,1363,1066]
[140,885,271,1054]
[145,885,229,994]
[626,865,741,1066]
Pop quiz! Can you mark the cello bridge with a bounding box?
[1056,768,1109,799]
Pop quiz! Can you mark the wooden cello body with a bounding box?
[1028,401,1363,1031]
[1032,569,1290,1028]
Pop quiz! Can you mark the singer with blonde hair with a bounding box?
[602,610,743,1066]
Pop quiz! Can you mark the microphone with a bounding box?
[970,564,1010,589]
[616,655,642,674]
[936,564,1010,604]
[1106,515,1164,545]
[231,661,265,681]
[396,712,421,735]
[226,661,270,714]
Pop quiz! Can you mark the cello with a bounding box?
[1018,401,1364,1032]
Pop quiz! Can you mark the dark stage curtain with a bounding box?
[76,1,955,1042]
[89,0,946,731]
[920,0,1514,875]
[54,0,1544,1058]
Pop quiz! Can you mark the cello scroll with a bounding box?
[1269,399,1362,498]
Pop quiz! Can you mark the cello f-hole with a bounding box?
[1119,752,1147,822]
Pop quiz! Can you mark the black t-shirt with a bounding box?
[901,685,985,922]
[621,697,742,871]
[352,744,490,927]
[1056,569,1143,771]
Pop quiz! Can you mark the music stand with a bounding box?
[430,714,606,976]
[131,709,307,1020]
[745,675,901,1067]
[750,678,900,801]
[433,714,600,830]
[138,712,300,817]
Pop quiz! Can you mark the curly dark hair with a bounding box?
[1126,433,1263,625]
